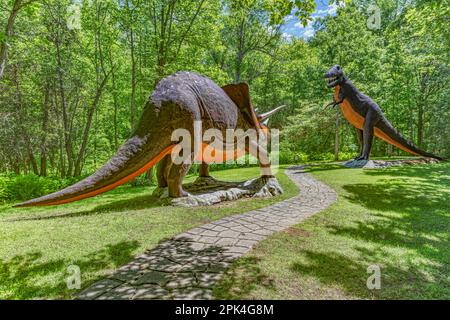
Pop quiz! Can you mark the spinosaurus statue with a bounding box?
[15,72,283,207]
[324,65,442,161]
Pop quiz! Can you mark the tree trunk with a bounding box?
[55,34,74,177]
[109,52,119,150]
[0,0,22,79]
[12,63,39,175]
[126,1,137,129]
[417,103,424,147]
[40,83,50,176]
[234,18,245,83]
[145,168,154,185]
[73,73,109,177]
[334,109,340,161]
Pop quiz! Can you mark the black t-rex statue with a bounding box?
[14,72,283,207]
[324,65,442,161]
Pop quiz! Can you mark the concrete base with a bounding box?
[343,157,440,169]
[153,176,284,207]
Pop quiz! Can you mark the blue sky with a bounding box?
[281,0,345,40]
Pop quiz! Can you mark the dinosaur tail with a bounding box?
[14,105,176,208]
[375,119,443,160]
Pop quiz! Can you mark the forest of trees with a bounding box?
[0,0,448,180]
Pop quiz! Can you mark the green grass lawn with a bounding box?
[213,162,450,299]
[0,167,298,299]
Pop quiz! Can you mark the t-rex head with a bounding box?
[324,64,345,88]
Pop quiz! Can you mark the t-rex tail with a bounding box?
[375,119,443,160]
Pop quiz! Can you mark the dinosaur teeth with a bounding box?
[326,76,338,84]
[326,77,337,83]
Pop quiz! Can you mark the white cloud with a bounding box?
[295,18,315,29]
[303,29,315,39]
[282,32,294,41]
[326,2,346,16]
[282,1,346,40]
[284,15,294,22]
[313,2,346,17]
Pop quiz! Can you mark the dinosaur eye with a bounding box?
[336,66,340,70]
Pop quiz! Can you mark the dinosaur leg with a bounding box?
[355,128,364,158]
[248,140,273,177]
[199,162,210,177]
[167,160,191,198]
[245,140,283,196]
[357,112,377,160]
[156,155,171,188]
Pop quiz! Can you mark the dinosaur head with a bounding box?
[324,65,345,88]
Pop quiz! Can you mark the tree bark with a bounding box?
[0,0,23,79]
[334,109,340,161]
[40,82,51,176]
[73,73,109,177]
[12,64,39,175]
[417,103,424,147]
[55,31,74,177]
[109,52,119,150]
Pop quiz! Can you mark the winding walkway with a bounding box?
[77,166,337,300]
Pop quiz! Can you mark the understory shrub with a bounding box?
[0,176,12,203]
[1,174,79,202]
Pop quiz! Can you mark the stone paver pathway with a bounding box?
[77,166,337,300]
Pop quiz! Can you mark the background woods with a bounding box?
[0,0,448,192]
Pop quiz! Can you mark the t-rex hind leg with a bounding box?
[355,128,363,159]
[247,140,274,177]
[357,110,377,160]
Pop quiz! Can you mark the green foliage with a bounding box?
[0,176,11,203]
[1,175,78,202]
[0,0,448,180]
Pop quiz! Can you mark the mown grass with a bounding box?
[0,167,298,299]
[213,162,450,299]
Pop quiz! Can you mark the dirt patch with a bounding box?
[284,227,312,237]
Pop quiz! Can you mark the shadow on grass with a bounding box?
[288,164,346,174]
[213,256,275,299]
[289,246,448,299]
[9,194,171,222]
[216,163,449,299]
[362,163,450,187]
[337,178,449,251]
[290,170,449,298]
[0,240,139,299]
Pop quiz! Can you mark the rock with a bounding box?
[343,157,440,169]
[168,176,284,207]
[343,159,372,168]
[251,176,284,198]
